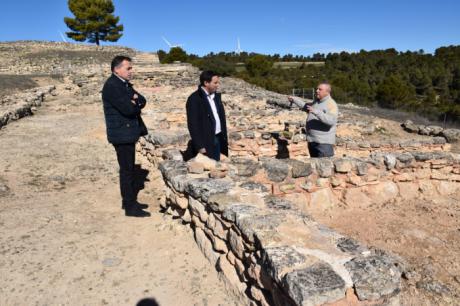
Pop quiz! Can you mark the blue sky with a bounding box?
[1,0,459,56]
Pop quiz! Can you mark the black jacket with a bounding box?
[102,74,147,144]
[186,86,228,158]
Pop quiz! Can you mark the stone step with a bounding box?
[133,52,160,65]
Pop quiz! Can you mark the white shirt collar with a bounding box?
[201,86,215,98]
[114,73,127,83]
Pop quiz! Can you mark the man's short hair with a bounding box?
[111,55,132,72]
[318,81,332,92]
[199,70,219,86]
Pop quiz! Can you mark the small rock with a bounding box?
[418,126,430,135]
[432,136,447,144]
[209,169,227,179]
[243,130,255,139]
[441,128,460,143]
[193,153,217,170]
[282,262,346,306]
[401,120,419,133]
[330,176,343,187]
[416,279,450,296]
[316,178,329,188]
[264,196,294,210]
[261,158,289,182]
[334,158,353,173]
[229,132,242,141]
[102,257,122,267]
[337,237,366,255]
[287,159,312,178]
[315,159,334,178]
[356,162,368,176]
[0,183,9,195]
[231,157,259,177]
[162,149,183,161]
[187,161,204,174]
[426,125,443,136]
[261,132,272,140]
[300,181,315,192]
[240,181,268,193]
[384,154,396,170]
[345,255,402,300]
[279,183,296,193]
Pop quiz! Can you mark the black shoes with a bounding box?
[124,205,151,217]
[122,201,151,217]
[122,201,149,210]
[135,201,149,209]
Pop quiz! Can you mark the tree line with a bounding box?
[159,46,460,123]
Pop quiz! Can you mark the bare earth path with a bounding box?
[0,97,238,306]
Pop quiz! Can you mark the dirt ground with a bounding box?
[307,192,460,305]
[2,82,460,306]
[0,97,241,306]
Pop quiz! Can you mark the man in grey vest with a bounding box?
[288,82,338,157]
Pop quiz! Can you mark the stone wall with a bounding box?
[402,119,460,144]
[157,161,403,306]
[0,85,56,128]
[234,151,460,211]
[228,130,449,159]
[140,124,451,162]
[138,137,410,306]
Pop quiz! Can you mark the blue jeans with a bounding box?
[308,142,334,157]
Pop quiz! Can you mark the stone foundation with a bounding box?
[0,85,56,128]
[402,119,460,144]
[137,137,426,305]
[132,57,460,305]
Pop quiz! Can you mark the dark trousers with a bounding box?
[308,142,334,158]
[113,143,136,205]
[212,133,223,161]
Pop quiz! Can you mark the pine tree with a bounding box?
[64,0,123,46]
[376,75,416,109]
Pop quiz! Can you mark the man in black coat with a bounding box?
[186,71,228,161]
[102,55,150,217]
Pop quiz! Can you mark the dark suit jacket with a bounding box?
[186,86,228,158]
[102,74,147,144]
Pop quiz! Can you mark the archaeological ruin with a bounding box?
[1,41,459,305]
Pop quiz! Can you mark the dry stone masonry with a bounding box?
[401,119,460,144]
[140,135,460,305]
[0,85,56,128]
[151,155,404,306]
[3,41,459,305]
[130,52,460,305]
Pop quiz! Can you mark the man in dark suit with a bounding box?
[186,71,228,161]
[102,55,150,217]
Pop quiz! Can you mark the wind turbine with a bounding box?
[235,37,243,54]
[58,31,67,43]
[161,36,184,49]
